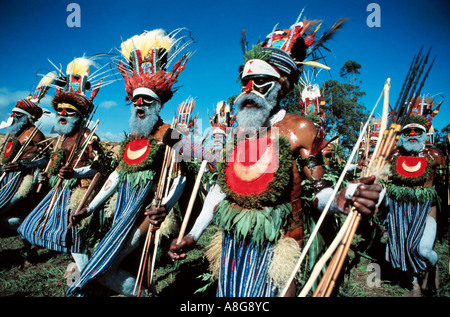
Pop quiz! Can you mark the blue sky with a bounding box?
[0,0,449,142]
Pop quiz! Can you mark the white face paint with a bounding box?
[7,112,29,134]
[398,125,427,154]
[129,93,162,137]
[53,109,82,136]
[234,77,282,135]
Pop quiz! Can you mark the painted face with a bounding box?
[234,74,281,134]
[129,94,162,137]
[398,125,427,154]
[6,111,29,134]
[53,106,82,135]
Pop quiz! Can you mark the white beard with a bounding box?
[53,115,82,135]
[398,133,427,155]
[129,103,162,137]
[7,115,29,135]
[234,82,281,135]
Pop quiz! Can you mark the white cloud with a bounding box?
[96,130,124,142]
[99,100,118,109]
[0,87,31,114]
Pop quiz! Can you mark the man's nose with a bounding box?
[244,80,253,93]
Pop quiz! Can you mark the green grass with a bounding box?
[0,219,448,297]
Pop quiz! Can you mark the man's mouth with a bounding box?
[59,118,67,125]
[136,108,146,119]
[240,98,258,109]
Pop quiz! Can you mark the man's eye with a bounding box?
[254,78,268,85]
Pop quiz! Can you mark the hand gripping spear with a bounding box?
[36,135,64,193]
[134,134,175,297]
[35,119,100,238]
[134,97,200,296]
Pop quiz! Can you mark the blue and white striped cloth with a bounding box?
[385,199,431,273]
[217,231,278,297]
[0,171,23,209]
[65,178,153,297]
[17,183,82,253]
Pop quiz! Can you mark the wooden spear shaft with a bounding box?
[176,159,207,244]
[312,80,393,297]
[313,209,359,296]
[135,144,173,296]
[0,126,41,183]
[280,85,385,297]
[36,120,100,236]
[37,135,63,193]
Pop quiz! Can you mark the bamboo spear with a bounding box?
[176,159,207,244]
[309,48,435,297]
[0,138,54,191]
[278,84,386,297]
[0,125,42,184]
[298,79,390,297]
[36,135,64,193]
[134,143,173,296]
[35,119,100,237]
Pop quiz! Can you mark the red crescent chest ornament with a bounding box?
[225,137,279,195]
[122,139,152,166]
[4,141,14,159]
[396,156,428,178]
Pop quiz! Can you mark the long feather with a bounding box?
[307,18,349,55]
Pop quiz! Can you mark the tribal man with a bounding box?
[167,15,382,296]
[384,113,445,296]
[65,29,193,297]
[18,56,108,274]
[0,97,47,236]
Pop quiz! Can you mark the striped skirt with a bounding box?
[217,231,278,297]
[0,171,23,209]
[385,199,431,273]
[65,179,152,297]
[17,184,82,253]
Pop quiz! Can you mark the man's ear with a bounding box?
[278,76,291,97]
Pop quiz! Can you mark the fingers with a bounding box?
[354,184,382,199]
[145,206,167,227]
[352,197,376,215]
[351,183,383,216]
[58,166,74,179]
[3,162,22,172]
[168,239,187,260]
[354,175,376,184]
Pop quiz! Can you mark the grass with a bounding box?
[0,213,448,298]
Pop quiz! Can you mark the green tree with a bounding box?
[322,60,368,149]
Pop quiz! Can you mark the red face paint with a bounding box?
[244,80,253,93]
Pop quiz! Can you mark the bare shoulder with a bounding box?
[275,113,323,153]
[153,122,171,143]
[425,146,446,166]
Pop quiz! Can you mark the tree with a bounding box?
[321,60,368,150]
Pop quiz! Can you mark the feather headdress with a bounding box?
[48,54,115,117]
[240,9,347,86]
[8,71,58,123]
[117,28,194,105]
[405,94,443,132]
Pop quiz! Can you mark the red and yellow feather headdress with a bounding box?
[117,28,194,105]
